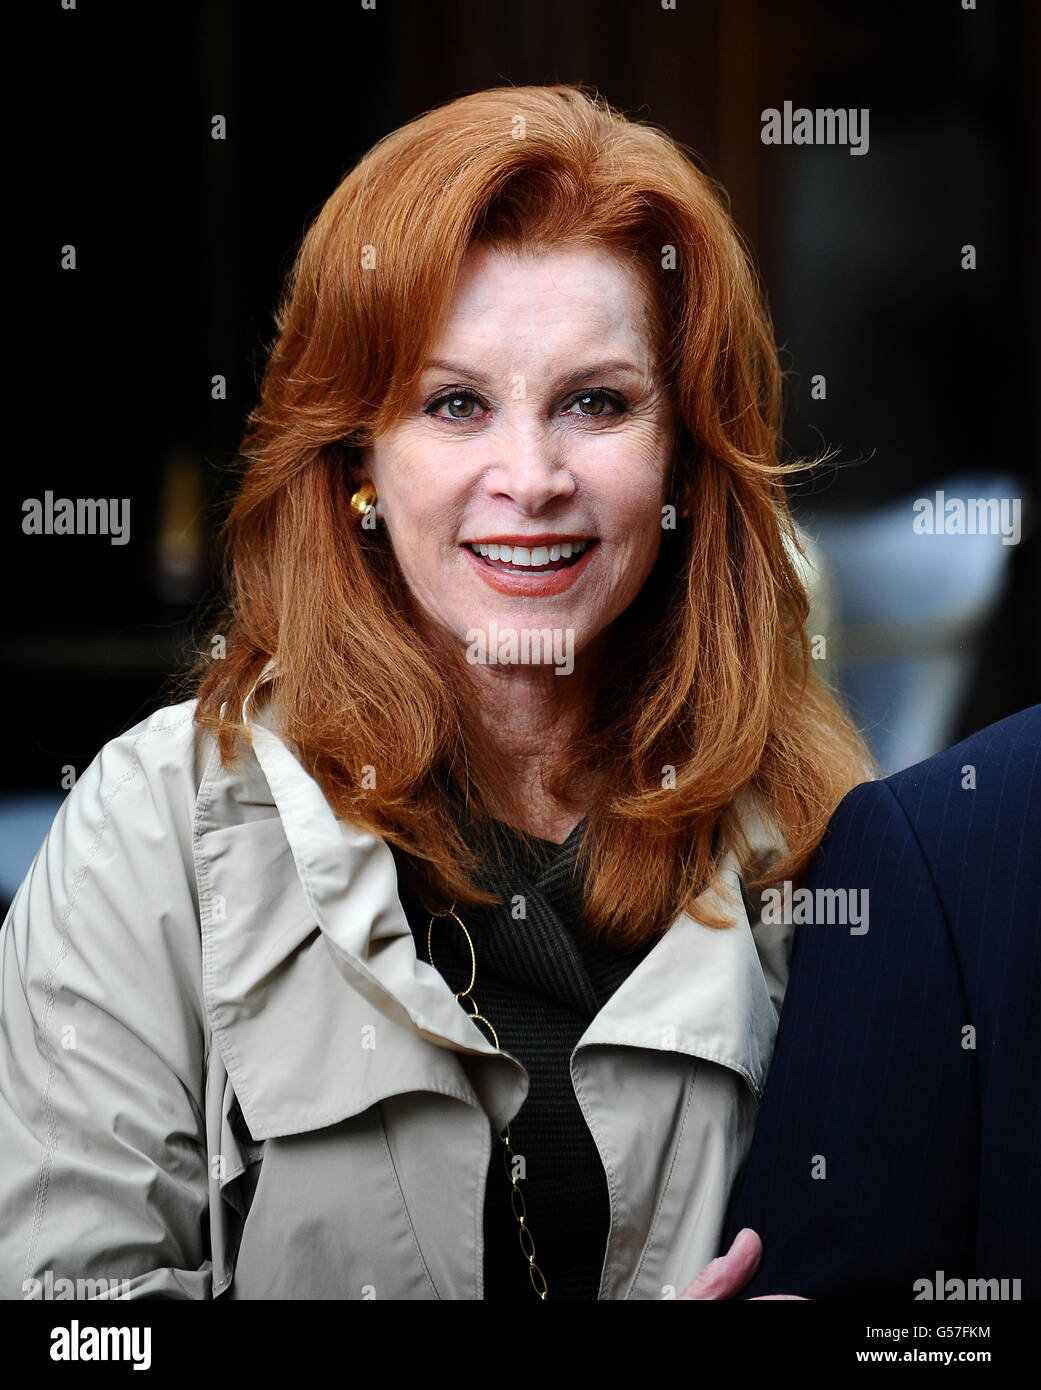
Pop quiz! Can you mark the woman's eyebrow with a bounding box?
[420,359,648,387]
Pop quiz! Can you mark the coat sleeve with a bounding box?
[0,706,213,1300]
[721,777,981,1297]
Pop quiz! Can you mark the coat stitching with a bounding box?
[630,1063,698,1298]
[570,1057,619,1302]
[374,1106,439,1300]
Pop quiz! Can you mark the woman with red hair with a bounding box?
[1,84,869,1300]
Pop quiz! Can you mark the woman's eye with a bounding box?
[426,391,483,420]
[565,389,625,419]
[424,386,627,421]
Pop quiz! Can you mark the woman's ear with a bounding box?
[341,444,379,527]
[355,443,387,519]
[666,438,693,519]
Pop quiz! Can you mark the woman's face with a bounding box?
[362,242,677,671]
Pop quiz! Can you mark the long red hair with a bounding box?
[185,83,871,945]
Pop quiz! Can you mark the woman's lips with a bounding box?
[461,539,599,596]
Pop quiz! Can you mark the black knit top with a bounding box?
[389,815,659,1301]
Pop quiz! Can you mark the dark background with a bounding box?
[5,0,1038,798]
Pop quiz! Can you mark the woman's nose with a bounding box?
[484,426,576,512]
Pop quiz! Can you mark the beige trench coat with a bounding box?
[0,672,792,1300]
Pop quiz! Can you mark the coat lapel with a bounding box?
[195,666,526,1141]
[576,859,784,1100]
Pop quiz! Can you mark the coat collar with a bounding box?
[576,868,783,1099]
[196,662,787,1140]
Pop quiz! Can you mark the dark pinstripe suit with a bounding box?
[725,704,1041,1299]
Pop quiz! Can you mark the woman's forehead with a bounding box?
[427,243,661,364]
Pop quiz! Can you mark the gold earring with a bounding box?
[349,480,378,521]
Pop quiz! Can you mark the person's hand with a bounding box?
[678,1228,808,1299]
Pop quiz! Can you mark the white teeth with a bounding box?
[468,539,592,566]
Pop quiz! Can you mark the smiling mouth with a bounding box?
[465,539,596,574]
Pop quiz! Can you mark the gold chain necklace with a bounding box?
[426,902,549,1301]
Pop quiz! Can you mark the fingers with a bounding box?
[678,1227,763,1300]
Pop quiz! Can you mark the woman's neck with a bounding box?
[463,647,604,844]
